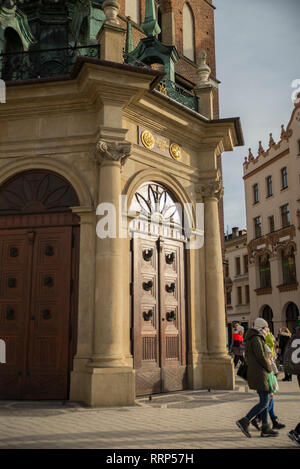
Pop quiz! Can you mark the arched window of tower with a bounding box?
[125,0,141,24]
[183,3,195,62]
[3,27,23,54]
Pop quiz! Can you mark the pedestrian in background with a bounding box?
[232,325,245,368]
[236,317,279,438]
[278,327,292,381]
[251,344,285,431]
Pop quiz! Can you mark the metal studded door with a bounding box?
[0,225,73,399]
[133,235,187,396]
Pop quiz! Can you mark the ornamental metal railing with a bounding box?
[0,45,100,81]
[123,51,198,113]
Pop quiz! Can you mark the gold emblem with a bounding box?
[141,130,155,150]
[169,143,181,160]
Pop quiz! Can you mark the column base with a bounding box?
[188,354,235,390]
[69,366,136,407]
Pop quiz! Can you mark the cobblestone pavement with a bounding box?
[0,371,299,450]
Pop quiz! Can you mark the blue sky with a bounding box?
[214,0,300,233]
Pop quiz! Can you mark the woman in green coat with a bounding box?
[236,318,279,438]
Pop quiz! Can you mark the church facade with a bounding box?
[0,0,243,406]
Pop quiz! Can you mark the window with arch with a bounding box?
[128,181,185,239]
[183,3,195,62]
[281,246,297,285]
[261,305,274,333]
[125,0,141,24]
[286,302,299,333]
[3,27,23,54]
[259,254,271,289]
[0,170,79,214]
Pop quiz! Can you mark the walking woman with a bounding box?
[278,327,292,381]
[236,318,279,438]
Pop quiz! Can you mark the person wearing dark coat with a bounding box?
[236,317,279,438]
[278,327,292,381]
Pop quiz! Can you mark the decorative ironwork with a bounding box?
[157,78,198,112]
[7,278,16,288]
[44,276,54,287]
[6,308,15,321]
[166,282,175,293]
[123,51,198,113]
[143,310,153,321]
[143,249,153,261]
[9,247,19,257]
[42,309,52,320]
[166,310,176,322]
[131,182,181,225]
[0,170,79,215]
[45,245,54,257]
[143,280,153,291]
[166,252,175,264]
[0,45,100,81]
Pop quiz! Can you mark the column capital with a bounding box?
[92,140,132,165]
[196,180,224,201]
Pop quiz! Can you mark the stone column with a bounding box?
[91,140,131,367]
[197,180,234,389]
[84,140,135,406]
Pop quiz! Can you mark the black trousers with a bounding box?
[234,355,245,367]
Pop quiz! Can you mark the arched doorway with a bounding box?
[0,170,80,399]
[261,305,274,334]
[286,302,299,334]
[129,182,187,396]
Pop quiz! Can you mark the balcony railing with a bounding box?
[123,51,198,113]
[0,45,100,81]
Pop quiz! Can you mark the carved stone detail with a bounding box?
[93,140,132,165]
[247,225,296,264]
[196,180,224,200]
[102,0,120,25]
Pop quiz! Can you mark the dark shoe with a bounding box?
[236,418,251,438]
[272,417,285,430]
[288,430,300,446]
[251,417,261,431]
[282,377,289,381]
[261,424,279,437]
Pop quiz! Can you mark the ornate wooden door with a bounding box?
[133,235,187,396]
[0,225,73,399]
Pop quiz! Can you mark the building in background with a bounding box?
[243,100,300,336]
[224,227,250,344]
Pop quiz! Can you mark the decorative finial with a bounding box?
[269,133,275,147]
[248,148,254,161]
[258,141,264,155]
[196,50,211,86]
[281,124,287,139]
[102,0,120,26]
[141,0,161,37]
